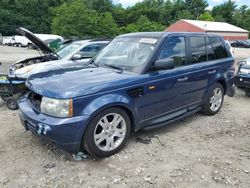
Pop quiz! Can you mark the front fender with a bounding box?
[76,93,139,126]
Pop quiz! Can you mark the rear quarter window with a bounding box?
[209,36,230,59]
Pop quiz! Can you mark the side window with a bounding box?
[209,36,229,59]
[190,36,207,63]
[79,43,105,58]
[206,36,216,60]
[156,36,186,67]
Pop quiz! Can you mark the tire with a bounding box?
[82,107,131,158]
[201,83,224,116]
[245,89,250,97]
[6,97,18,110]
[227,85,235,97]
[27,43,33,49]
[1,95,11,102]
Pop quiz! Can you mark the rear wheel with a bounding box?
[245,88,250,97]
[82,107,131,158]
[202,83,224,116]
[227,84,235,97]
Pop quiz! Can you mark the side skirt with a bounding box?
[141,107,201,131]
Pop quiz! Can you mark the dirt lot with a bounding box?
[0,45,249,188]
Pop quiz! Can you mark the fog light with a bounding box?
[43,125,51,135]
[240,78,243,81]
[37,123,51,135]
[37,124,43,135]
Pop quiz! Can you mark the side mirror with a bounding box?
[0,62,2,66]
[71,54,83,61]
[152,58,175,70]
[238,61,247,66]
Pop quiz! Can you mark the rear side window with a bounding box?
[209,36,229,59]
[190,36,207,63]
[206,36,216,60]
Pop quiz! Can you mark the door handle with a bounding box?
[177,77,188,82]
[208,70,216,74]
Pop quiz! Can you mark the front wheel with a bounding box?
[6,97,18,110]
[82,107,131,158]
[1,95,11,102]
[202,83,224,116]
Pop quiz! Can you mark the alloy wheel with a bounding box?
[94,113,126,151]
[209,87,223,112]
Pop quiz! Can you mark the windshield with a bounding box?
[93,37,158,73]
[56,43,82,58]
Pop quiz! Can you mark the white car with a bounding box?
[9,27,109,80]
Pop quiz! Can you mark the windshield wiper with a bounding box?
[88,58,99,67]
[104,63,123,72]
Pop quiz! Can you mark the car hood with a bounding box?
[16,27,54,54]
[26,67,138,99]
[14,59,91,79]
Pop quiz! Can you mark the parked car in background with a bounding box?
[2,36,15,46]
[12,35,30,47]
[246,39,250,45]
[9,27,109,79]
[234,59,250,96]
[19,32,234,157]
[10,38,110,80]
[231,40,250,48]
[1,27,109,110]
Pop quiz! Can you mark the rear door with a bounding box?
[181,35,213,105]
[140,35,192,120]
[207,36,233,89]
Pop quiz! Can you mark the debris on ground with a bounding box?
[135,137,152,144]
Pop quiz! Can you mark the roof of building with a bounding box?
[182,19,249,33]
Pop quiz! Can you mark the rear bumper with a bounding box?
[18,97,90,153]
[234,75,250,88]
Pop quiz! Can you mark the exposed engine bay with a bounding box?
[9,54,59,77]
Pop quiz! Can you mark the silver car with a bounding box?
[9,27,109,79]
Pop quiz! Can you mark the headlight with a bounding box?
[239,68,250,74]
[15,64,36,75]
[41,97,73,118]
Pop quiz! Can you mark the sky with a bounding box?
[114,0,250,8]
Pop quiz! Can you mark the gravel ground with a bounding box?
[0,45,249,188]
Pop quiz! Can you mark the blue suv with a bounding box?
[18,32,234,157]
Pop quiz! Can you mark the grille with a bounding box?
[29,92,42,111]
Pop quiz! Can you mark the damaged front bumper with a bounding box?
[18,96,90,153]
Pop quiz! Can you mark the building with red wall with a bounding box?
[165,19,249,40]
